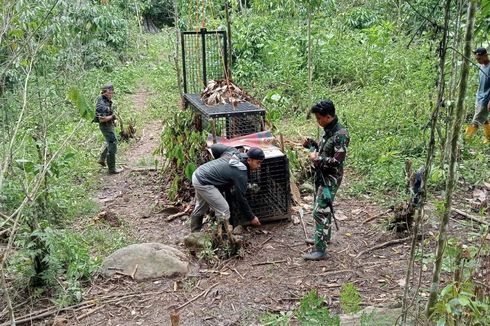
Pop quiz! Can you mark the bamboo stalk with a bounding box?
[426,0,476,316]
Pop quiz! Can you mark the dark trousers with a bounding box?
[99,124,117,172]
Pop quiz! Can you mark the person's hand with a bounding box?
[302,138,318,150]
[309,152,319,161]
[487,102,490,111]
[250,216,261,226]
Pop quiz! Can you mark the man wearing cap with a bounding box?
[302,100,349,260]
[95,84,123,174]
[189,144,264,233]
[465,47,490,143]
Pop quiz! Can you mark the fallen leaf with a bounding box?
[397,278,406,287]
[335,210,348,221]
[344,233,352,237]
[351,208,363,215]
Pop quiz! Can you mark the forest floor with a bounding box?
[7,85,488,326]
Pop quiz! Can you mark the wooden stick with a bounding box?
[362,209,392,224]
[259,235,273,247]
[252,259,287,266]
[76,305,105,321]
[166,211,187,222]
[176,283,218,311]
[1,291,164,326]
[452,208,490,226]
[355,236,410,258]
[279,133,285,152]
[289,269,353,278]
[299,208,308,239]
[231,268,244,280]
[130,167,157,172]
[130,264,139,279]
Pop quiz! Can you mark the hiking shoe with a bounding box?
[302,250,326,261]
[108,167,124,174]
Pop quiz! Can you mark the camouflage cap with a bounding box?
[101,83,114,92]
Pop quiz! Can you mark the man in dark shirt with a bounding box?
[95,84,123,174]
[302,100,349,260]
[189,145,264,233]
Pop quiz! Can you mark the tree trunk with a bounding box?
[401,0,452,321]
[307,7,312,105]
[425,0,476,317]
[173,0,183,96]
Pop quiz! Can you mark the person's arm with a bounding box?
[311,133,349,168]
[234,173,258,223]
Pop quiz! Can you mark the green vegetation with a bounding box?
[260,290,340,326]
[340,282,362,314]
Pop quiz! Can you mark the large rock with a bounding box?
[101,243,189,280]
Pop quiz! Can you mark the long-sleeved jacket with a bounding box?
[313,117,349,188]
[194,145,254,220]
[95,95,114,127]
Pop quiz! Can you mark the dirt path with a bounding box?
[63,87,483,326]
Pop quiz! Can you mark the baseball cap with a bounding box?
[246,147,265,160]
[473,47,487,55]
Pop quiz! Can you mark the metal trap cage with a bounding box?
[184,93,265,140]
[181,28,228,94]
[228,146,291,224]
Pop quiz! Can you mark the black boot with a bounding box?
[190,215,203,232]
[302,250,326,261]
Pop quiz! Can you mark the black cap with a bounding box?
[101,83,114,91]
[246,147,265,160]
[473,47,487,55]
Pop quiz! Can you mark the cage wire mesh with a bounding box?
[229,152,291,224]
[184,94,265,139]
[181,29,228,94]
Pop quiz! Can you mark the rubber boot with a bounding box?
[190,215,203,232]
[98,146,108,166]
[302,249,326,261]
[483,123,490,144]
[464,124,478,141]
[106,152,123,174]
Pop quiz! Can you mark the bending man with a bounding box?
[190,145,264,232]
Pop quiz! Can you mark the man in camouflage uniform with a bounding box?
[95,84,123,174]
[302,100,349,260]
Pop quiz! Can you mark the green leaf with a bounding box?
[184,163,196,181]
[457,295,471,307]
[67,87,92,120]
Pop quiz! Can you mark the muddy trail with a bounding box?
[10,86,488,326]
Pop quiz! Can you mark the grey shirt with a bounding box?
[476,63,490,107]
[194,145,254,220]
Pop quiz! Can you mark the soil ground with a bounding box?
[4,86,488,326]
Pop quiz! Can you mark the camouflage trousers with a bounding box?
[313,185,337,252]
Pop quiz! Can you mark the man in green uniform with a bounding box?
[302,100,349,260]
[95,84,123,174]
[464,47,490,143]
